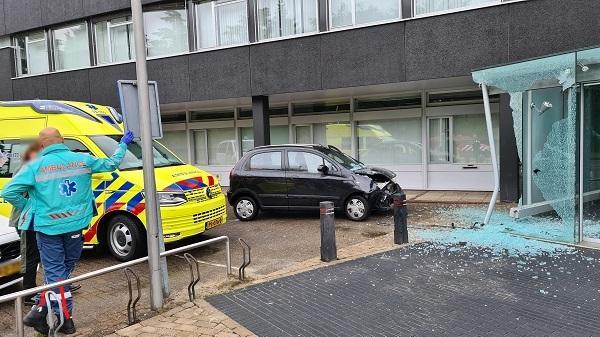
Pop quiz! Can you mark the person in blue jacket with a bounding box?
[1,127,135,335]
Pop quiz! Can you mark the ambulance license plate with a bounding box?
[206,217,223,229]
[0,260,20,277]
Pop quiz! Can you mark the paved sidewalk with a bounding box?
[108,300,255,337]
[406,190,492,204]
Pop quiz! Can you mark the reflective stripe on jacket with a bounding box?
[1,142,127,235]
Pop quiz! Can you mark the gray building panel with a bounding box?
[250,36,322,95]
[41,0,84,27]
[148,55,190,104]
[0,0,6,36]
[12,76,47,101]
[82,0,130,17]
[321,23,406,89]
[46,69,91,102]
[508,0,600,61]
[188,47,251,101]
[0,48,13,100]
[89,63,136,108]
[405,6,509,81]
[4,0,41,34]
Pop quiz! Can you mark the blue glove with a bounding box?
[120,130,135,145]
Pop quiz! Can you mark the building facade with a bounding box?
[0,0,598,196]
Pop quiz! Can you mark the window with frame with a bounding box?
[0,141,29,178]
[14,31,49,76]
[193,128,237,165]
[144,5,189,57]
[428,114,499,165]
[256,0,318,41]
[52,22,91,71]
[160,131,189,161]
[249,151,282,170]
[95,16,135,65]
[413,0,499,16]
[357,118,422,165]
[195,0,249,50]
[287,151,329,173]
[330,0,400,29]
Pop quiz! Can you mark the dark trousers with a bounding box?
[36,230,83,316]
[17,229,40,290]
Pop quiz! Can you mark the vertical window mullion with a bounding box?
[107,22,114,63]
[47,30,55,72]
[351,0,356,25]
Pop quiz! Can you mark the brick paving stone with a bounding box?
[207,243,600,337]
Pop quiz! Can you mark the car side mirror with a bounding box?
[317,165,329,175]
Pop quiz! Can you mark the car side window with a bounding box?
[249,151,282,171]
[288,151,326,173]
[0,140,33,178]
[64,139,93,155]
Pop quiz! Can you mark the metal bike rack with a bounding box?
[0,235,232,337]
[43,291,64,337]
[183,253,201,302]
[124,268,141,325]
[238,238,251,281]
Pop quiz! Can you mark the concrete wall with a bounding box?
[1,0,600,107]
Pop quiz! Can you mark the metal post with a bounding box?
[225,238,232,275]
[393,191,408,244]
[482,84,500,225]
[319,201,337,262]
[131,0,164,310]
[15,296,23,337]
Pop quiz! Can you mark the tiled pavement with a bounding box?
[406,190,493,204]
[207,243,600,337]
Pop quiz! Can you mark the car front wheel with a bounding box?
[234,197,259,221]
[106,215,145,262]
[345,196,369,221]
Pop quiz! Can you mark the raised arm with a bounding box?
[86,130,135,173]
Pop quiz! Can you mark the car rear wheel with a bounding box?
[234,197,259,221]
[345,196,369,221]
[106,215,145,262]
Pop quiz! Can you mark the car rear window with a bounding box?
[249,151,282,170]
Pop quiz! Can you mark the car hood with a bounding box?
[354,167,396,183]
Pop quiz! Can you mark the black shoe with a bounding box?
[70,284,82,292]
[23,305,49,335]
[58,318,76,335]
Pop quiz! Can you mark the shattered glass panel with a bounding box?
[473,53,578,243]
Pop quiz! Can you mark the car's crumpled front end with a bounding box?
[354,167,402,210]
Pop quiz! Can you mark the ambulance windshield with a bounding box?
[92,135,184,171]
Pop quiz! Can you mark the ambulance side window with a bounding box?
[0,140,29,178]
[64,139,92,155]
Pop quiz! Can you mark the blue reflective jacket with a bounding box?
[1,142,127,235]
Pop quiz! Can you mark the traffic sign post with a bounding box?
[129,0,167,310]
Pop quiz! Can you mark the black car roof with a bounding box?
[252,144,325,151]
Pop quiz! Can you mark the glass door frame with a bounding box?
[579,82,600,243]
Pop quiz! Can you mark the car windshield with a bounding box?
[91,135,184,171]
[319,146,367,171]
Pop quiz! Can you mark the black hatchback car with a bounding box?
[227,145,401,221]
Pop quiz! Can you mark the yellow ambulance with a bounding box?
[0,100,227,261]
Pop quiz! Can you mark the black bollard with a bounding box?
[393,191,409,244]
[320,201,337,262]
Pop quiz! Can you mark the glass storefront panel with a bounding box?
[240,127,254,156]
[193,130,208,165]
[145,8,189,57]
[314,122,352,155]
[414,0,498,16]
[295,125,312,144]
[53,23,90,71]
[160,131,188,161]
[330,0,353,28]
[453,114,498,164]
[357,118,422,165]
[429,118,450,163]
[207,128,237,165]
[271,125,290,145]
[257,0,318,40]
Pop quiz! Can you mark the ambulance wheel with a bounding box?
[107,215,145,262]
